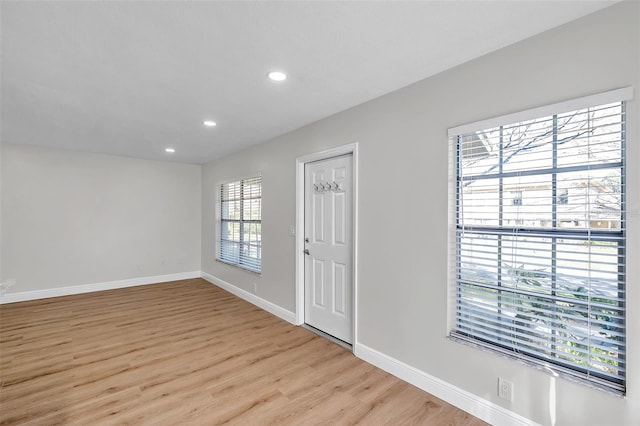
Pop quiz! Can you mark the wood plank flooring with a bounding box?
[0,278,487,425]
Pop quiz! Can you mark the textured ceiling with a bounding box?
[1,1,618,164]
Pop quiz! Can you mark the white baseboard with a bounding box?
[200,272,296,324]
[200,273,534,425]
[2,270,533,425]
[0,271,202,304]
[354,342,539,426]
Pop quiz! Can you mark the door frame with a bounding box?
[295,142,358,348]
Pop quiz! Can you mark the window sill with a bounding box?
[215,258,262,275]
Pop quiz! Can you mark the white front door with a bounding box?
[304,154,353,344]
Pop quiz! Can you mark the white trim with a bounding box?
[448,86,634,137]
[354,342,540,426]
[0,271,201,304]
[295,143,359,344]
[0,268,534,425]
[201,272,296,324]
[446,136,459,334]
[216,171,263,187]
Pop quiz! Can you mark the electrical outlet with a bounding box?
[252,283,257,294]
[498,378,513,402]
[0,278,17,296]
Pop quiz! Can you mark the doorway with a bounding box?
[295,144,358,346]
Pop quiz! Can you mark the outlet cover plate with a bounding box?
[498,378,513,402]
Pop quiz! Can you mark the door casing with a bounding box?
[295,143,358,349]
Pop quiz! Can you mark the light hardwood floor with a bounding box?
[0,278,487,425]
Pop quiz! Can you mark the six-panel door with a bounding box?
[304,154,353,344]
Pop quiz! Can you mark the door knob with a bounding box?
[303,249,310,255]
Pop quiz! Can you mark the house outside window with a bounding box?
[558,188,569,205]
[217,175,262,273]
[511,190,523,206]
[448,88,631,394]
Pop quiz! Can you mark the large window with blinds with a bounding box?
[218,175,262,273]
[449,88,631,393]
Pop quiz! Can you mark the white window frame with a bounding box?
[216,174,262,273]
[447,87,633,394]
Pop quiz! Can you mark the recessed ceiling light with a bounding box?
[203,120,217,127]
[165,148,175,153]
[267,71,287,82]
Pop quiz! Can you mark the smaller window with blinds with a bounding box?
[217,175,262,273]
[448,88,632,394]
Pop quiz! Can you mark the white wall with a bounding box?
[1,143,201,295]
[202,3,639,425]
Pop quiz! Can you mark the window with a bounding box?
[558,188,569,205]
[217,175,262,273]
[511,190,523,206]
[448,88,632,393]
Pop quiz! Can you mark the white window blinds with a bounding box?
[449,88,632,393]
[218,175,262,273]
